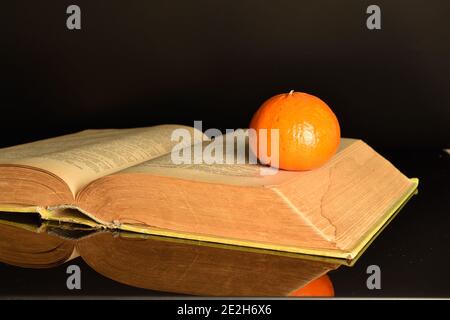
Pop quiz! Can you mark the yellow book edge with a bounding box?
[0,178,419,265]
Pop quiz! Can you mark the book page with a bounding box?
[123,153,277,186]
[0,125,203,196]
[121,137,357,187]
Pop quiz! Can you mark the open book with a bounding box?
[0,125,418,261]
[0,214,338,296]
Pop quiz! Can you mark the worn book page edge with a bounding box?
[0,204,102,228]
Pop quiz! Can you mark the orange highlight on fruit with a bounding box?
[250,91,340,171]
[289,275,335,297]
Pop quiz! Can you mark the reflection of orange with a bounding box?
[289,275,335,297]
[249,91,340,171]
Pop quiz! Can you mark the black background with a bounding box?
[0,1,449,298]
[1,0,449,149]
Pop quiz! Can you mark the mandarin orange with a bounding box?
[289,274,335,297]
[249,91,340,171]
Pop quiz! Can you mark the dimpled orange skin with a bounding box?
[249,91,340,171]
[288,275,335,297]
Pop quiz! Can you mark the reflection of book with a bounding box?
[0,216,338,296]
[0,125,418,261]
[0,213,80,268]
